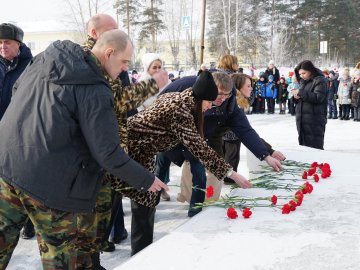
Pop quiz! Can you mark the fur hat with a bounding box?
[0,23,24,43]
[268,60,275,66]
[192,71,218,101]
[142,53,162,73]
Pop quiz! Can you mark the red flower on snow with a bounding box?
[302,171,308,180]
[302,182,313,194]
[271,195,278,205]
[206,186,214,198]
[289,200,297,211]
[282,204,291,214]
[227,207,238,219]
[311,162,318,168]
[295,191,304,206]
[308,167,316,176]
[313,174,320,182]
[242,208,252,218]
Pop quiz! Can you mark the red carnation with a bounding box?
[313,174,320,182]
[206,186,214,198]
[289,200,297,211]
[282,204,291,214]
[227,207,238,219]
[311,162,318,168]
[271,195,278,205]
[242,208,252,218]
[295,191,304,206]
[302,171,308,180]
[308,167,316,176]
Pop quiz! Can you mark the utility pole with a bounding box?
[199,0,206,65]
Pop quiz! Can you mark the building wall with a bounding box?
[23,31,83,56]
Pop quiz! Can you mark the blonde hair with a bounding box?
[217,55,238,72]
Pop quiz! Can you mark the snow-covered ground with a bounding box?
[7,110,359,269]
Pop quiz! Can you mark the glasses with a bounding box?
[217,92,232,98]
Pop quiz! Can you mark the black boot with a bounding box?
[91,253,106,270]
[21,219,35,239]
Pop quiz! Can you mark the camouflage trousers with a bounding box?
[0,177,78,270]
[75,180,112,269]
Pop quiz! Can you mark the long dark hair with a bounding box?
[294,60,319,82]
[192,99,204,138]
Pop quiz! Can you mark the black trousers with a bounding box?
[130,200,157,255]
[222,139,241,181]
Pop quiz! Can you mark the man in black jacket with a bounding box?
[0,29,167,269]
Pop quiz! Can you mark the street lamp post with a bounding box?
[199,0,206,66]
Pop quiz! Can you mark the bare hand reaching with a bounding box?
[264,155,283,172]
[229,171,252,189]
[152,70,169,89]
[148,177,169,192]
[271,150,286,161]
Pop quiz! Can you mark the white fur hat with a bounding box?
[268,60,275,66]
[142,53,162,73]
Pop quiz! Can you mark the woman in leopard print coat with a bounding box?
[125,71,252,254]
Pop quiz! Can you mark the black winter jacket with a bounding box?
[0,40,154,212]
[296,70,327,149]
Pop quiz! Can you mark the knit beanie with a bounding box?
[268,75,274,81]
[192,71,218,101]
[0,23,24,43]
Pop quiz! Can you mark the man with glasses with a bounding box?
[155,72,282,217]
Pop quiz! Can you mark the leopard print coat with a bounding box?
[109,89,233,207]
[83,36,160,207]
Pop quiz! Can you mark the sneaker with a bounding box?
[160,189,170,201]
[20,228,35,239]
[111,229,128,244]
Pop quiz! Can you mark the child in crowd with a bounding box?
[277,76,288,114]
[264,75,277,114]
[287,74,299,116]
[253,72,267,113]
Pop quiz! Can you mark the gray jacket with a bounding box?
[0,40,154,212]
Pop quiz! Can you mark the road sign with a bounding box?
[182,16,190,29]
[320,41,328,54]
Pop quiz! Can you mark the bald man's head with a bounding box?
[91,29,133,80]
[87,14,118,40]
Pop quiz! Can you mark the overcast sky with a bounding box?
[0,0,65,23]
[0,0,116,25]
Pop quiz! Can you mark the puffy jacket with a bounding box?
[295,70,327,149]
[0,40,154,212]
[0,44,32,119]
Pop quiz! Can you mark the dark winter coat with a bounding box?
[295,70,327,149]
[350,81,360,108]
[326,78,339,101]
[0,40,154,212]
[277,83,288,103]
[265,67,280,83]
[161,76,270,165]
[0,44,32,119]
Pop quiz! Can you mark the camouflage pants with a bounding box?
[75,180,112,269]
[0,177,78,270]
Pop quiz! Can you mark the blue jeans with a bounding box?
[155,152,206,210]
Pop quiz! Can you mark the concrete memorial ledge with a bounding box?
[117,147,360,270]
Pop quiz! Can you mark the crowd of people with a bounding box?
[0,13,359,270]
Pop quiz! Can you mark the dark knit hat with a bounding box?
[192,71,218,101]
[0,23,24,43]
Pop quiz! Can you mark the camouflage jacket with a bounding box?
[83,36,160,206]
